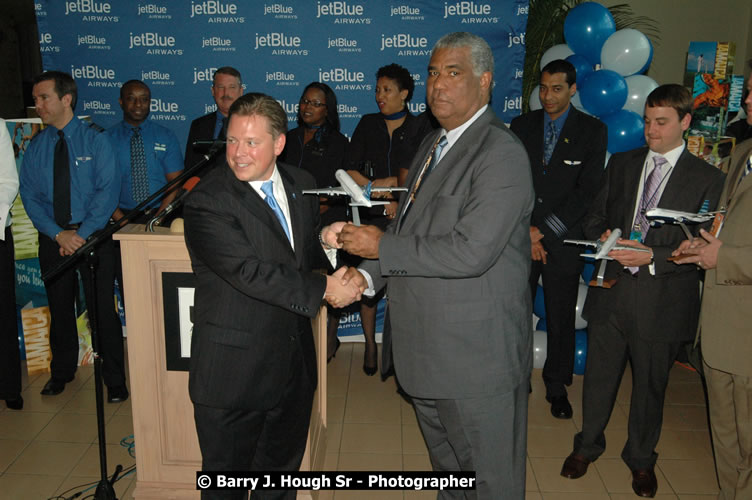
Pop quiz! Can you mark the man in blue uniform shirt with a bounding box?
[19,71,128,402]
[108,80,184,223]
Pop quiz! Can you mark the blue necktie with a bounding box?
[543,121,557,165]
[261,180,291,243]
[130,127,149,203]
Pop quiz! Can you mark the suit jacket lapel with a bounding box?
[396,129,442,234]
[226,167,296,259]
[622,148,649,232]
[278,167,305,266]
[548,108,577,166]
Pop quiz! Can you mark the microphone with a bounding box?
[146,177,201,231]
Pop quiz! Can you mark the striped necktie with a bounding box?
[130,127,149,203]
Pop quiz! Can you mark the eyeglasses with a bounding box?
[300,98,325,108]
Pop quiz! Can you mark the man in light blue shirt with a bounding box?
[19,71,127,402]
[108,80,184,222]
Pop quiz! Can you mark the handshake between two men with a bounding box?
[319,221,385,309]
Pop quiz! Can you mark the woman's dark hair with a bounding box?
[376,63,415,103]
[297,81,340,131]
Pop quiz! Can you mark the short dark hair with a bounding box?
[229,93,287,138]
[298,82,340,131]
[213,66,242,85]
[376,63,415,103]
[645,84,693,121]
[119,80,150,99]
[541,59,576,87]
[33,71,78,111]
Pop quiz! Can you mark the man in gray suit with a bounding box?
[338,32,534,499]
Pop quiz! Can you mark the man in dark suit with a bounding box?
[184,66,242,172]
[339,32,534,498]
[510,59,607,419]
[560,85,725,498]
[183,93,359,500]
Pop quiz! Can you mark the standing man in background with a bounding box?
[184,66,242,172]
[109,79,184,224]
[0,118,22,410]
[673,136,752,500]
[338,32,534,498]
[20,71,127,402]
[560,84,725,498]
[510,59,607,420]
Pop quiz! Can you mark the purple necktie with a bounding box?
[628,155,667,273]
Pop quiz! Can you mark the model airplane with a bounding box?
[645,208,724,240]
[302,169,407,225]
[564,228,651,261]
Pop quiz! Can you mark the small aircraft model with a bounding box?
[645,208,724,239]
[564,228,651,261]
[565,228,652,287]
[302,169,407,225]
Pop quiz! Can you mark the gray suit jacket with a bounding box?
[363,107,535,399]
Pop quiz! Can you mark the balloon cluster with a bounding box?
[530,2,658,154]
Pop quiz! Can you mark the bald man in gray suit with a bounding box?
[338,32,534,499]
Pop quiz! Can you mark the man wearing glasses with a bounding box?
[184,66,243,172]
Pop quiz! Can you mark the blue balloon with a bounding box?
[574,329,588,375]
[537,317,547,332]
[579,70,628,116]
[563,2,616,66]
[581,262,595,283]
[600,109,646,153]
[565,54,594,86]
[533,284,546,319]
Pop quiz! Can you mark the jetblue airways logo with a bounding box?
[129,32,183,55]
[443,1,498,23]
[263,3,297,18]
[202,37,235,52]
[39,33,60,53]
[193,67,217,84]
[64,0,119,21]
[70,65,121,88]
[137,4,171,19]
[316,1,371,24]
[327,37,360,53]
[265,72,298,87]
[318,68,371,91]
[190,1,245,22]
[380,34,429,56]
[150,99,186,122]
[502,96,522,113]
[83,100,115,116]
[77,34,110,50]
[141,70,174,86]
[254,33,307,55]
[390,5,424,20]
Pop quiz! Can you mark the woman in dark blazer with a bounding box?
[281,82,348,360]
[345,63,431,375]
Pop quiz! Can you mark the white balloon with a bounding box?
[540,44,575,71]
[601,29,652,77]
[529,85,542,111]
[575,283,589,329]
[623,74,659,115]
[533,330,547,369]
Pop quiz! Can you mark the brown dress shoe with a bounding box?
[631,467,657,497]
[560,453,591,479]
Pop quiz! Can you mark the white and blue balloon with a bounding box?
[531,2,658,154]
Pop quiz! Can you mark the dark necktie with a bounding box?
[219,116,228,140]
[53,130,71,227]
[261,180,291,243]
[130,127,149,203]
[402,135,448,220]
[543,121,557,165]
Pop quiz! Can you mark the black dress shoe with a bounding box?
[631,467,657,497]
[107,385,129,403]
[363,343,378,376]
[548,394,573,419]
[327,338,341,363]
[40,376,74,396]
[4,396,23,410]
[560,453,591,479]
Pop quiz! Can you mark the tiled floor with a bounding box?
[1,342,718,499]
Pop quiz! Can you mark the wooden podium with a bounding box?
[114,224,327,499]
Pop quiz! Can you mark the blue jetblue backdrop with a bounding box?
[36,0,529,143]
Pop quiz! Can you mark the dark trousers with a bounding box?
[193,340,314,500]
[529,254,582,399]
[574,304,682,470]
[37,233,125,387]
[0,227,21,399]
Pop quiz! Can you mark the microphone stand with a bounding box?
[41,140,224,500]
